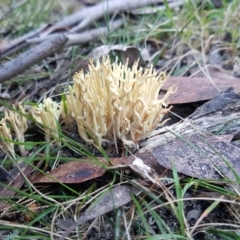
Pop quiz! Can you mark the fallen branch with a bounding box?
[42,0,167,37]
[0,34,67,83]
[27,18,123,46]
[1,24,49,58]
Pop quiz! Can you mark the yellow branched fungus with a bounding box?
[4,103,28,157]
[31,98,62,143]
[0,118,15,158]
[63,57,176,150]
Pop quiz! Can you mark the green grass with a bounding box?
[0,0,240,239]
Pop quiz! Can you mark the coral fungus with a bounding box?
[62,57,176,150]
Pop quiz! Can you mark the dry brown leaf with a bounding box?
[30,160,106,184]
[160,68,240,104]
[73,45,145,73]
[30,153,172,184]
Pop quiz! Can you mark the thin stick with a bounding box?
[27,19,123,46]
[41,0,165,36]
[1,24,49,57]
[67,18,123,46]
[0,34,67,83]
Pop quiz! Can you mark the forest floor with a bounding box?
[0,0,240,239]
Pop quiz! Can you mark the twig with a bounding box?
[0,34,67,83]
[68,18,123,46]
[130,0,187,14]
[1,24,49,58]
[71,0,166,33]
[28,19,123,46]
[41,0,165,36]
[0,0,185,56]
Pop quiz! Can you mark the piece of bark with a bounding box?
[141,87,240,151]
[189,87,240,119]
[0,34,67,83]
[152,133,240,180]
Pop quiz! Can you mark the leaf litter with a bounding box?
[1,0,240,239]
